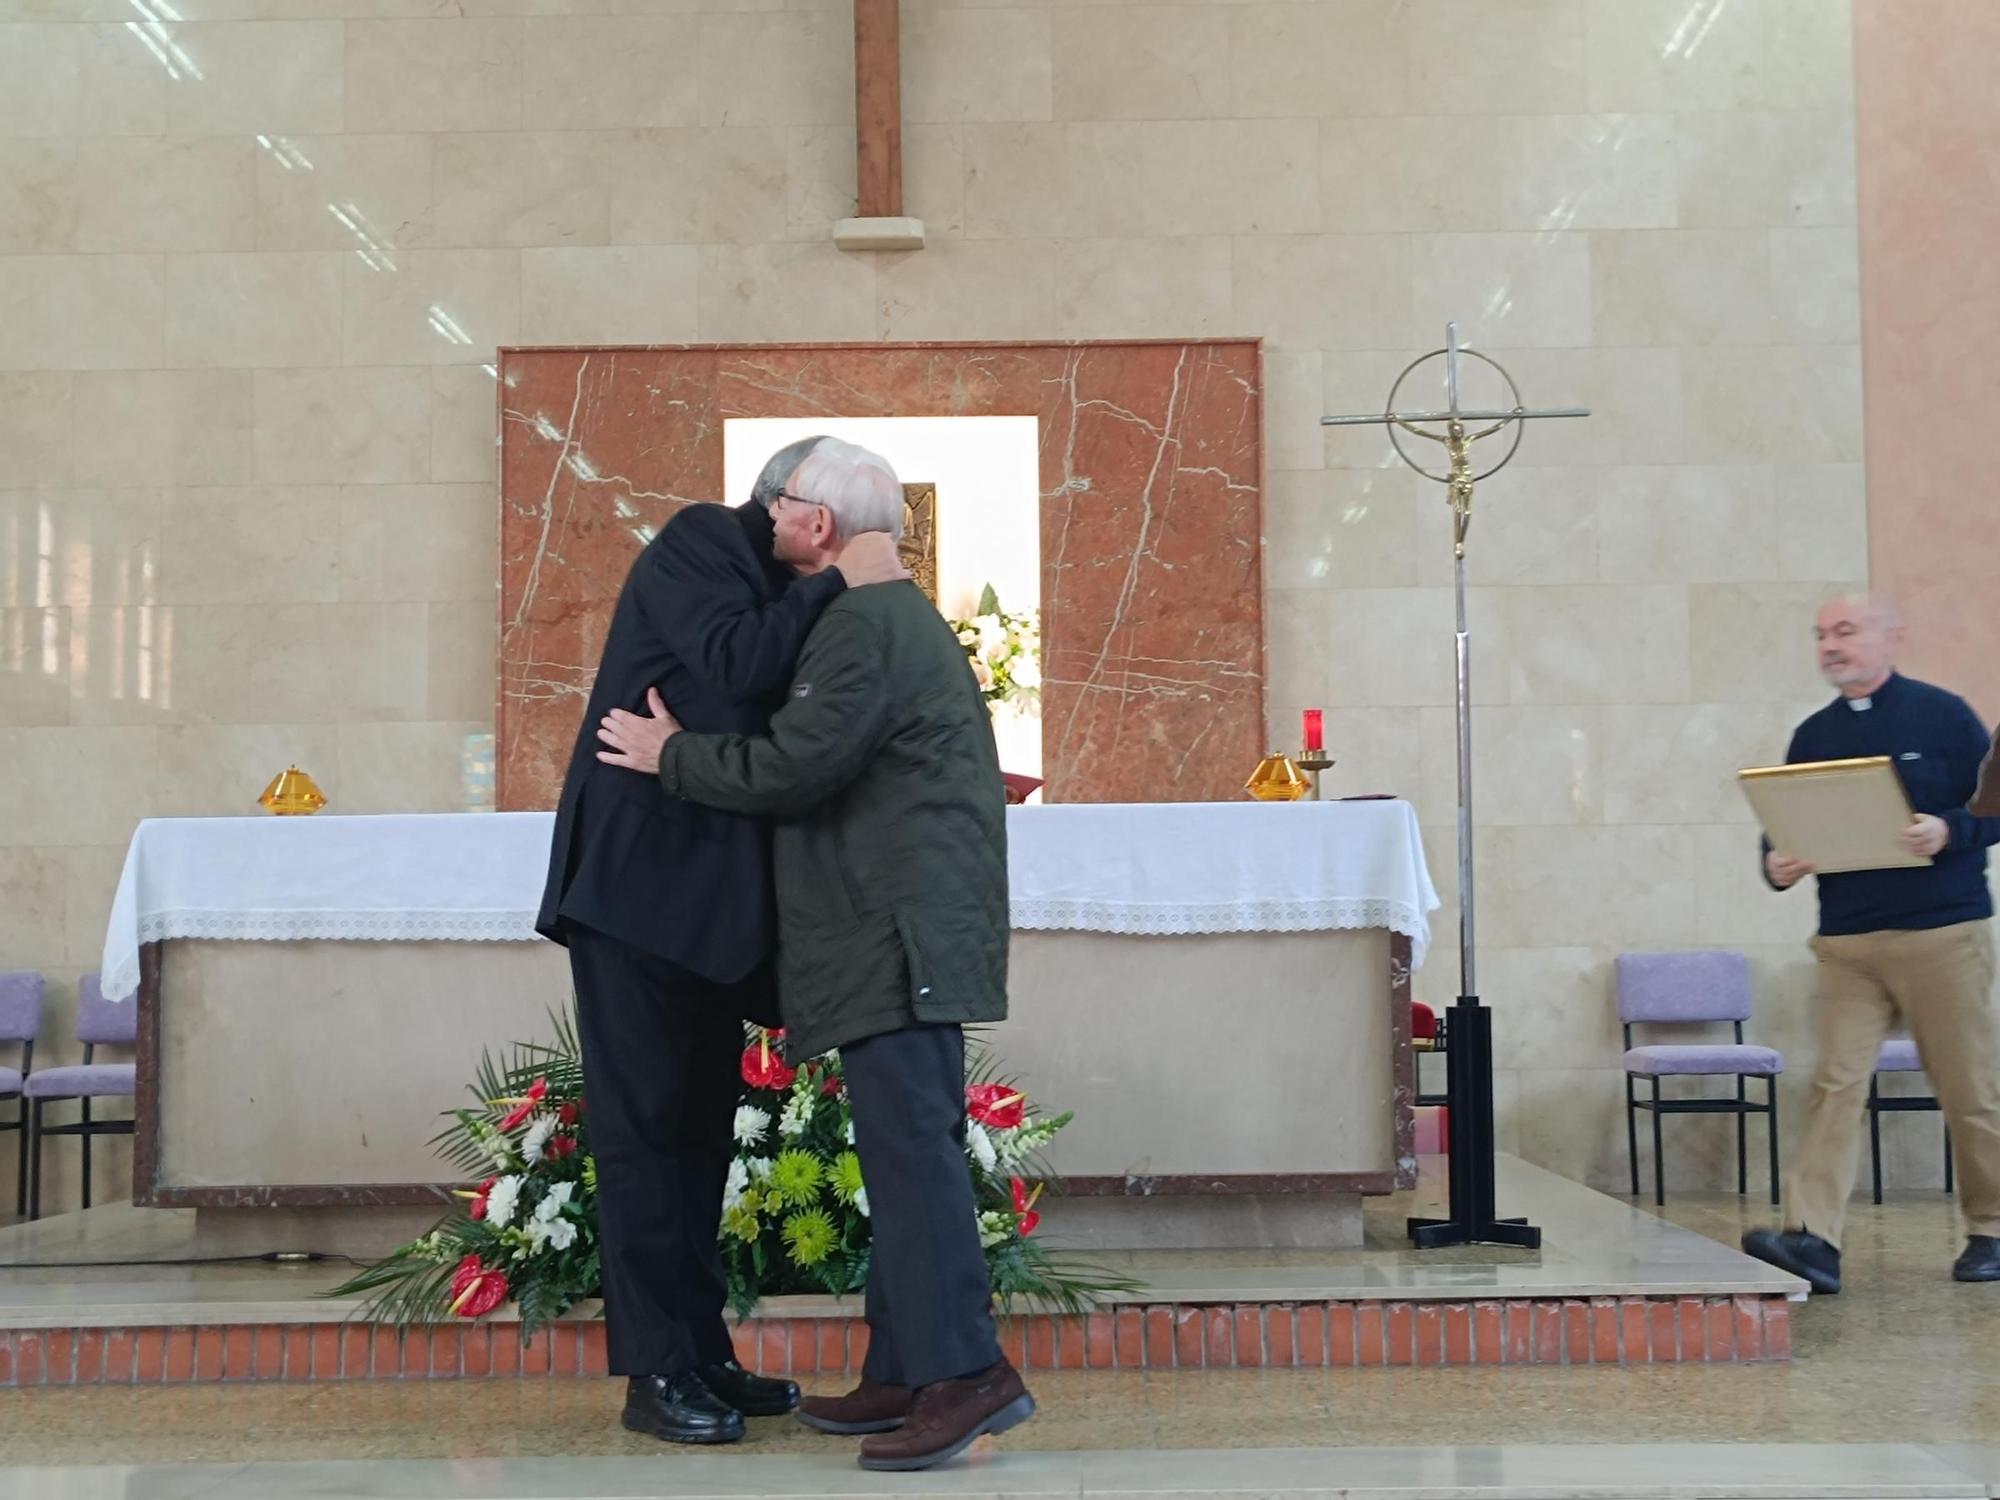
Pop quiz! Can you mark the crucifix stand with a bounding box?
[1323,324,1589,1250]
[834,0,926,252]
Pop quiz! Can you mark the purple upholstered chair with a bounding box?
[1868,1038,1952,1205]
[25,973,136,1220]
[0,972,44,1218]
[1617,951,1784,1207]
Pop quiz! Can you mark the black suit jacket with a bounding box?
[536,501,845,986]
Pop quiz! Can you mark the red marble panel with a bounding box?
[497,340,1265,807]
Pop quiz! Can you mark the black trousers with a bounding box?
[567,925,755,1378]
[843,1024,1002,1390]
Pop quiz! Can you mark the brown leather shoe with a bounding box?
[796,1376,912,1435]
[857,1359,1035,1472]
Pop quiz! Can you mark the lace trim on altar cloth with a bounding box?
[135,908,543,945]
[1010,896,1430,948]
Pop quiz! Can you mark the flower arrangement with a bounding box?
[329,1012,1134,1334]
[947,584,1041,711]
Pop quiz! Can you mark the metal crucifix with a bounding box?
[1322,323,1589,1251]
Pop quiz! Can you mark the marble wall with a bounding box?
[0,0,1905,1208]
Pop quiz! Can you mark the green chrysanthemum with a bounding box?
[768,1149,824,1208]
[722,1202,761,1243]
[582,1155,598,1195]
[782,1209,837,1267]
[829,1150,866,1205]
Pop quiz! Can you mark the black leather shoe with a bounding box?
[1742,1228,1841,1294]
[621,1372,746,1445]
[1953,1235,2000,1282]
[697,1359,801,1418]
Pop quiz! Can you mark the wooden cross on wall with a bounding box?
[839,0,926,250]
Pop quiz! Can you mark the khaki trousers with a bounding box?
[1786,920,2000,1249]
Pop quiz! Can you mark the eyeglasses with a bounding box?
[772,489,818,509]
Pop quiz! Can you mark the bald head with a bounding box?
[1815,594,1903,697]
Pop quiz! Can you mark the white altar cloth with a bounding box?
[102,802,1436,1001]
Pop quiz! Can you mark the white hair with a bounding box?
[751,434,833,509]
[787,437,904,541]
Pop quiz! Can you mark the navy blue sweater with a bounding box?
[1767,673,2000,935]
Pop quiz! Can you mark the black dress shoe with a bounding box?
[1953,1235,2000,1282]
[697,1359,801,1418]
[622,1372,746,1445]
[1741,1228,1842,1294]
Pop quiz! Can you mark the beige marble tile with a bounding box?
[344,20,524,134]
[1768,226,1863,346]
[0,255,162,372]
[253,367,434,486]
[0,23,78,137]
[1320,348,1437,472]
[336,721,495,813]
[1687,581,1859,705]
[1479,824,1702,950]
[1421,704,1603,827]
[1406,0,1589,116]
[903,124,967,240]
[1677,110,1858,230]
[434,132,608,248]
[1322,585,1509,708]
[1408,232,1593,351]
[1483,947,1621,1071]
[426,599,498,722]
[1260,351,1326,474]
[71,370,254,488]
[62,843,126,969]
[1053,6,1229,121]
[1583,0,1764,114]
[252,135,436,254]
[0,140,76,253]
[521,246,698,345]
[159,21,342,136]
[1261,585,1331,708]
[1594,465,1778,584]
[0,608,70,728]
[607,127,790,245]
[343,249,522,365]
[1473,347,1687,470]
[76,22,167,137]
[64,603,181,726]
[1412,465,1601,588]
[1049,237,1233,339]
[1228,233,1412,354]
[337,483,498,604]
[0,373,73,486]
[1590,229,1775,348]
[874,237,1054,343]
[0,488,161,610]
[1689,822,1821,951]
[1513,1064,1632,1189]
[1600,702,1789,827]
[1506,585,1690,706]
[430,365,500,485]
[696,9,852,128]
[1227,0,1409,119]
[1256,704,1421,802]
[521,16,699,130]
[157,487,342,606]
[782,124,858,241]
[0,727,155,846]
[163,253,344,369]
[905,7,1051,124]
[1262,467,1421,590]
[74,138,254,255]
[1683,345,1864,465]
[154,722,343,818]
[165,602,429,725]
[696,241,877,342]
[0,846,69,969]
[1775,463,1868,583]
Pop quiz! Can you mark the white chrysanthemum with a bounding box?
[484,1174,524,1229]
[722,1157,750,1213]
[535,1181,574,1222]
[733,1105,771,1146]
[521,1114,558,1163]
[966,1122,998,1173]
[854,1186,870,1219]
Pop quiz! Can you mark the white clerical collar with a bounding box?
[1847,696,1872,712]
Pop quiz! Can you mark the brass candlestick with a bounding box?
[1296,753,1334,800]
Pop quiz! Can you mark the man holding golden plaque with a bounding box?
[1739,598,2000,1293]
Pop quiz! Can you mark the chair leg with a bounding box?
[27,1099,42,1222]
[1945,1124,1955,1195]
[1736,1076,1748,1196]
[1767,1078,1782,1207]
[1869,1076,1884,1206]
[81,1097,92,1212]
[1651,1077,1666,1208]
[13,1100,25,1219]
[1626,1074,1640,1198]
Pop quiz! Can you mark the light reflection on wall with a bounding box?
[2,496,170,712]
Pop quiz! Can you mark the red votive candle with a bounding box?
[1302,709,1323,753]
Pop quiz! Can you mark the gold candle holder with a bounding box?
[1296,752,1335,801]
[258,765,327,816]
[1245,751,1310,802]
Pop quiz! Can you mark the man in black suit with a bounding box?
[535,435,902,1444]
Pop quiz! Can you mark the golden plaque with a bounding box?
[259,765,327,816]
[1738,756,1927,874]
[1245,752,1309,802]
[900,482,938,604]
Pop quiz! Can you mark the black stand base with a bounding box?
[1406,995,1543,1250]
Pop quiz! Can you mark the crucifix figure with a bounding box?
[1323,324,1589,1251]
[836,0,925,252]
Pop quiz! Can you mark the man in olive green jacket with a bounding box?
[594,438,1031,1473]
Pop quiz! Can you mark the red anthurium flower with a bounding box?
[546,1133,577,1160]
[966,1084,1027,1130]
[1010,1176,1043,1238]
[739,1031,797,1091]
[465,1175,498,1222]
[822,1074,843,1098]
[447,1255,510,1318]
[556,1102,579,1127]
[493,1076,548,1132]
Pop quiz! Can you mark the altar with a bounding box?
[102,802,1434,1250]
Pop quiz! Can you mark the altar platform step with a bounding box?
[0,1156,1804,1386]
